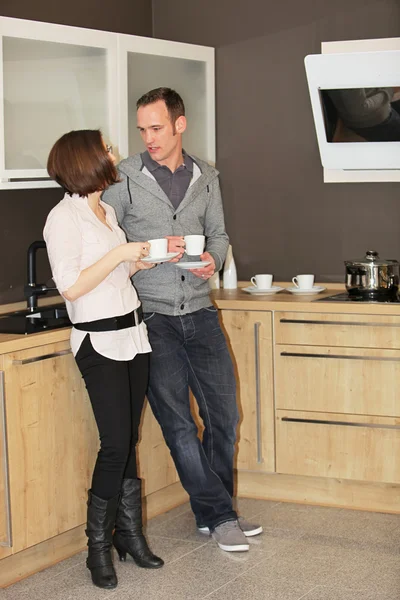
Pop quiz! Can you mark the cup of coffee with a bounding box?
[148,238,168,258]
[292,274,315,289]
[251,274,273,289]
[184,235,205,256]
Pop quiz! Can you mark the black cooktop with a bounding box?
[315,292,400,304]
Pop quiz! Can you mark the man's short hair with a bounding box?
[47,130,119,196]
[136,87,185,125]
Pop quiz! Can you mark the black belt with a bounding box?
[73,306,143,332]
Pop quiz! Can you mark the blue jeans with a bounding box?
[144,307,238,530]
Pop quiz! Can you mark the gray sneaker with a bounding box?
[198,516,263,538]
[238,516,263,537]
[211,520,249,552]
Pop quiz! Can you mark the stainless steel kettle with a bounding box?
[345,250,400,297]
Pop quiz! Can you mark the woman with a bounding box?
[44,130,163,591]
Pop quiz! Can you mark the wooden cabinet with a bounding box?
[274,309,400,484]
[276,410,400,484]
[220,310,275,472]
[1,338,178,554]
[137,400,178,496]
[3,341,98,553]
[0,358,12,559]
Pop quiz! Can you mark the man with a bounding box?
[103,87,262,552]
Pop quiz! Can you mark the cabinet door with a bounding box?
[4,342,98,553]
[276,409,400,484]
[137,400,178,496]
[220,310,274,472]
[0,17,118,189]
[275,344,400,416]
[0,362,12,558]
[118,34,215,164]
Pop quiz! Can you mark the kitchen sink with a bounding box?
[0,303,71,335]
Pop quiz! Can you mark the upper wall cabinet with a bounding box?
[117,35,215,165]
[0,18,118,189]
[0,17,215,190]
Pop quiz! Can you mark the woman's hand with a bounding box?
[130,259,155,276]
[119,241,150,263]
[136,260,155,270]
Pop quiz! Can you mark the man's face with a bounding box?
[137,100,185,165]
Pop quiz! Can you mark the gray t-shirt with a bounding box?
[140,150,193,209]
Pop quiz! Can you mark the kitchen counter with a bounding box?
[2,283,400,354]
[212,284,400,315]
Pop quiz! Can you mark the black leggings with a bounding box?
[75,334,149,500]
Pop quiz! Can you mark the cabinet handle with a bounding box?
[254,322,263,464]
[0,371,12,547]
[281,416,400,430]
[12,349,72,365]
[279,318,400,328]
[280,351,400,362]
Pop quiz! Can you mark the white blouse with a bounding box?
[43,193,151,360]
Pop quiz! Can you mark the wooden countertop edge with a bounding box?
[2,284,400,354]
[211,287,400,316]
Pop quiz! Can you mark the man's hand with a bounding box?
[166,236,185,262]
[189,252,215,280]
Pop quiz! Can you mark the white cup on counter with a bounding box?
[184,235,205,255]
[292,274,315,289]
[148,238,168,258]
[251,274,273,289]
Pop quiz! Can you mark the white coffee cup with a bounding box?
[148,238,168,258]
[292,274,315,289]
[184,235,205,255]
[251,274,273,289]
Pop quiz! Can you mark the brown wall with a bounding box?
[1,0,399,304]
[153,0,400,283]
[0,0,152,303]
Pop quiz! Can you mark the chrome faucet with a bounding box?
[24,241,56,312]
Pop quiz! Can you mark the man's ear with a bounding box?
[175,116,187,134]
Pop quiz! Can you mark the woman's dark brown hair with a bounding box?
[47,129,119,196]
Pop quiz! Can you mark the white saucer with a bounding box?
[141,252,179,264]
[175,261,211,270]
[243,286,284,295]
[286,286,326,295]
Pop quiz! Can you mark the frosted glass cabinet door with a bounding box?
[118,35,215,164]
[0,17,118,189]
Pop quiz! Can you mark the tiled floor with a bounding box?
[4,499,400,599]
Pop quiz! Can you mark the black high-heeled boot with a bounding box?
[113,478,164,569]
[86,490,119,589]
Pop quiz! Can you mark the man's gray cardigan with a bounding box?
[102,153,229,316]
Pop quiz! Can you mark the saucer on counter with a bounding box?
[141,252,179,264]
[286,286,326,295]
[242,286,284,295]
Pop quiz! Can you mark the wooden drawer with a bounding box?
[275,311,400,349]
[275,344,400,416]
[276,410,400,484]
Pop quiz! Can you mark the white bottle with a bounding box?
[208,272,220,290]
[223,245,237,289]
